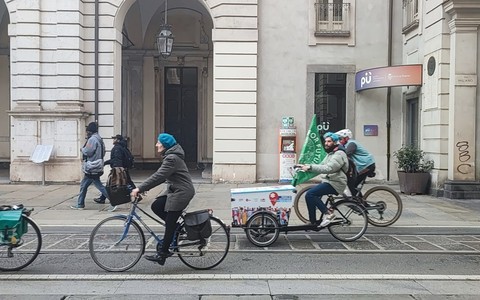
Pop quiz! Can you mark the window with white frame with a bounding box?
[314,0,351,36]
[402,0,419,33]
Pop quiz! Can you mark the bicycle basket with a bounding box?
[0,209,27,242]
[106,185,131,206]
[184,209,212,241]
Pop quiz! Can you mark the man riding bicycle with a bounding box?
[335,129,376,197]
[296,132,348,227]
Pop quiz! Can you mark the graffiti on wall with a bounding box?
[456,141,472,175]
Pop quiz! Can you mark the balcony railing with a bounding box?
[314,2,351,37]
[402,0,419,33]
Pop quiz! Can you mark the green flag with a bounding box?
[291,115,326,186]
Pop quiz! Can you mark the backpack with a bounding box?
[336,148,358,185]
[122,147,135,169]
[344,156,358,184]
[105,167,131,206]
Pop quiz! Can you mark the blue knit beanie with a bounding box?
[157,133,177,149]
[323,132,340,144]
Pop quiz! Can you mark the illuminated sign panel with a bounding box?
[355,65,422,92]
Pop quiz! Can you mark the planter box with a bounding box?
[398,171,430,195]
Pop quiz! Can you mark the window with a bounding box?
[314,73,346,134]
[314,0,351,36]
[402,0,419,33]
[406,98,419,147]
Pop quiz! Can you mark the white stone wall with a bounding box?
[256,0,404,181]
[207,0,258,182]
[419,0,451,189]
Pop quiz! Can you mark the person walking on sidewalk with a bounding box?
[296,132,348,227]
[131,133,195,266]
[335,128,376,197]
[71,122,109,210]
[93,134,136,211]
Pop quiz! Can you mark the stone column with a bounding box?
[444,0,480,198]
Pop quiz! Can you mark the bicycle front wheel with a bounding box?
[89,216,145,272]
[293,185,314,224]
[363,186,403,227]
[0,216,42,271]
[328,200,367,242]
[177,216,229,270]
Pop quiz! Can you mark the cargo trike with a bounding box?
[231,185,368,247]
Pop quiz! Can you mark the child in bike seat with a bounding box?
[336,129,376,197]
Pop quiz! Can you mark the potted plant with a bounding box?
[393,145,434,195]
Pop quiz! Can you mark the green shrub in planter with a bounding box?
[393,145,434,195]
[393,145,434,173]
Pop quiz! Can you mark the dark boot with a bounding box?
[144,251,173,266]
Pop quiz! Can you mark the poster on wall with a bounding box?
[279,152,296,182]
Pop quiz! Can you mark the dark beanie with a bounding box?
[157,133,177,149]
[86,122,98,133]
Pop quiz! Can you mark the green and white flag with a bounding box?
[291,115,326,186]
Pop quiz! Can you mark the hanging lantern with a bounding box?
[156,24,174,58]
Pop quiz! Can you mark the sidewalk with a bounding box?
[0,170,479,229]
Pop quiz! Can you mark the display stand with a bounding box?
[29,145,54,185]
[279,117,297,183]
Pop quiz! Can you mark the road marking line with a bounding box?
[1,274,480,281]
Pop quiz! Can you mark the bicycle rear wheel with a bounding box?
[328,200,367,242]
[0,216,42,271]
[89,216,145,272]
[177,216,229,270]
[363,186,403,227]
[245,212,280,247]
[293,185,314,224]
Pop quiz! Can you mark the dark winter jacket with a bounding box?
[105,139,129,168]
[137,144,195,211]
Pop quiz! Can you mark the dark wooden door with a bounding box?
[164,67,198,167]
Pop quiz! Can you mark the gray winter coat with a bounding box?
[310,149,348,194]
[137,144,195,211]
[81,133,105,175]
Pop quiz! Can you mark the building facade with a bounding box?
[0,0,478,198]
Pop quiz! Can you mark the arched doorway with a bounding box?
[120,0,214,174]
[0,1,10,175]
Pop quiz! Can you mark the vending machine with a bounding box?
[279,117,297,183]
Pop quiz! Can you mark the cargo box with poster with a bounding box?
[230,185,296,227]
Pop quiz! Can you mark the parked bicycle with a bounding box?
[293,172,402,227]
[0,204,42,271]
[89,197,230,272]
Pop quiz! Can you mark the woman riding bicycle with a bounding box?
[131,133,195,265]
[296,132,348,227]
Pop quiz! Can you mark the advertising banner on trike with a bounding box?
[230,185,296,227]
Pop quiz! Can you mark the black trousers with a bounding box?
[151,195,182,253]
[348,163,376,197]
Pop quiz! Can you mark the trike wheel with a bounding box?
[328,200,367,242]
[89,216,145,272]
[0,216,42,272]
[245,212,279,247]
[176,216,230,270]
[363,186,402,227]
[293,185,315,224]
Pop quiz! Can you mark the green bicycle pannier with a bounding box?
[184,210,212,241]
[0,209,27,242]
